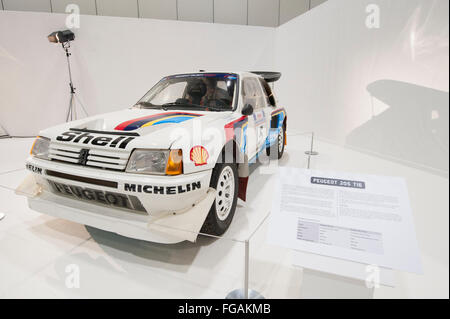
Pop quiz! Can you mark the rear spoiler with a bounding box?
[250,71,281,83]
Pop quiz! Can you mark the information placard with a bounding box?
[268,168,422,274]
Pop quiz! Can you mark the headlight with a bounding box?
[126,149,183,175]
[30,136,50,160]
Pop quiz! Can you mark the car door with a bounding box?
[242,77,269,160]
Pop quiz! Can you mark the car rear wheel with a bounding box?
[266,125,285,159]
[200,162,238,236]
[277,125,285,159]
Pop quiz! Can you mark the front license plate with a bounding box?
[47,180,147,214]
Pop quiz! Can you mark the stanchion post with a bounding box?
[305,131,319,169]
[244,239,249,299]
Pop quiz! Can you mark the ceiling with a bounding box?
[0,0,328,27]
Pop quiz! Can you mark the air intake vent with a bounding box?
[48,141,130,171]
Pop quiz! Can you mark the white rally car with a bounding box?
[19,72,287,243]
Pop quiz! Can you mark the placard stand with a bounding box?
[225,240,265,299]
[293,250,396,296]
[300,268,375,299]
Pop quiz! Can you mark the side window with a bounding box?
[253,79,267,109]
[243,78,257,108]
[242,78,265,109]
[259,78,276,106]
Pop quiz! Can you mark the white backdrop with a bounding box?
[275,0,449,175]
[1,1,448,174]
[0,10,275,136]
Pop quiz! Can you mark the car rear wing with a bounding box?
[250,71,281,83]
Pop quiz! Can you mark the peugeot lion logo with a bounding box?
[78,149,90,165]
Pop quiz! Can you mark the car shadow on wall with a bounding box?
[346,80,449,177]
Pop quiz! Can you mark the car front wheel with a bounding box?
[200,162,238,236]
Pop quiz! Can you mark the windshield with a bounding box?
[136,73,238,112]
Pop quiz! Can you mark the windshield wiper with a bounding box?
[161,102,183,111]
[205,106,229,112]
[161,102,229,112]
[161,102,185,106]
[135,101,160,109]
[160,102,205,111]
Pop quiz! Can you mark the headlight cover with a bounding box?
[126,149,170,175]
[126,149,183,175]
[30,136,50,160]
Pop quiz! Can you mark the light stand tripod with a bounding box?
[62,41,88,122]
[0,124,8,138]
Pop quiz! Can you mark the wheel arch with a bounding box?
[214,139,249,201]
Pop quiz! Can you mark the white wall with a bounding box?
[1,1,448,174]
[0,10,275,136]
[275,0,449,174]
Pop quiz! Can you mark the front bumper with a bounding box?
[19,157,215,243]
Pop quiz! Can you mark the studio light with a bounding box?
[47,29,87,122]
[47,30,75,44]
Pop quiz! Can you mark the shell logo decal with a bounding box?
[190,146,209,166]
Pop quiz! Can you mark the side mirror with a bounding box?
[242,103,254,116]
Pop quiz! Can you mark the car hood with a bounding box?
[40,108,233,150]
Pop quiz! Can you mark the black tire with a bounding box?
[277,125,285,159]
[200,162,239,236]
[266,125,285,159]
